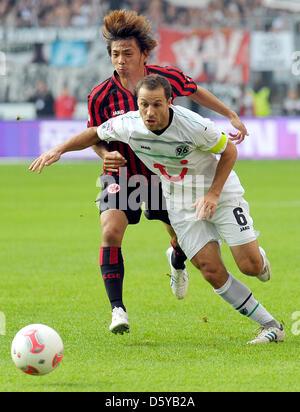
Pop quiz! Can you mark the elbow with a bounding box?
[225,140,238,165]
[90,127,99,146]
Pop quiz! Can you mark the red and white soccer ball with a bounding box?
[11,324,64,375]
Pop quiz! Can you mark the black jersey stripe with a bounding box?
[89,80,110,124]
[105,94,113,119]
[165,66,196,85]
[118,86,131,113]
[150,64,195,83]
[149,70,184,96]
[112,75,133,112]
[148,66,188,90]
[112,88,121,114]
[89,80,112,126]
[164,72,196,95]
[148,66,197,96]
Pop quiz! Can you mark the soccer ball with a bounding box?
[11,324,64,375]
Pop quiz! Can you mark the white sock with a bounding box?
[214,273,278,326]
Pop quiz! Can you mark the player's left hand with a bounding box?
[191,193,219,221]
[28,149,62,174]
[228,115,249,145]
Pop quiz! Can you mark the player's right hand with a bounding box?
[28,149,62,174]
[191,192,219,221]
[103,151,127,172]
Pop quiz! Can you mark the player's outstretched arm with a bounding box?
[29,148,62,174]
[189,86,249,144]
[29,127,99,174]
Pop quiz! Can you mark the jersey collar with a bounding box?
[112,70,134,96]
[151,108,174,136]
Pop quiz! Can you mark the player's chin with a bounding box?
[145,120,157,129]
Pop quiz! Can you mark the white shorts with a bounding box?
[168,197,258,260]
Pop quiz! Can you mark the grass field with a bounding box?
[0,160,299,393]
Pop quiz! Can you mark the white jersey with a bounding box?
[97,105,244,207]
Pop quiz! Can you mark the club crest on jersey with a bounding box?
[175,145,190,158]
[107,183,121,194]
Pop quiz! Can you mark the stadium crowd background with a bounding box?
[0,0,299,119]
[0,0,295,30]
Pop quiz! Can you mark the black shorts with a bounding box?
[97,173,170,225]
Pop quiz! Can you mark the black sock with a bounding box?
[170,240,187,270]
[99,246,126,312]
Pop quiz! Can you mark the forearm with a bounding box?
[209,141,238,197]
[29,126,100,174]
[92,141,110,159]
[57,127,99,155]
[189,86,238,120]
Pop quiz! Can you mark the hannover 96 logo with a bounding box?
[175,145,190,158]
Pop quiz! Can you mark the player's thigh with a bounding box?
[100,209,128,247]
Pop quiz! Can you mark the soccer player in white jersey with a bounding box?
[29,75,284,344]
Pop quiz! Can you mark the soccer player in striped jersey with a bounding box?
[29,74,284,344]
[85,10,249,334]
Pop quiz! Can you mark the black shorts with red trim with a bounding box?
[96,173,171,226]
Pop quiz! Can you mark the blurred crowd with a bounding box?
[0,0,293,30]
[0,0,297,118]
[0,0,95,27]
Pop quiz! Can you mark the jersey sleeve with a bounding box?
[148,65,197,98]
[87,93,106,128]
[87,89,96,128]
[87,80,111,128]
[166,67,197,97]
[193,119,228,154]
[96,116,130,144]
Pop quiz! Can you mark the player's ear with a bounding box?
[167,97,172,107]
[142,49,149,63]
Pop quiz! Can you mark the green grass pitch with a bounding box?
[0,160,299,392]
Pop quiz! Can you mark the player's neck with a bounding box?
[152,108,173,135]
[117,67,145,95]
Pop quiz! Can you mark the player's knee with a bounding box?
[101,224,124,246]
[238,256,263,276]
[193,259,222,285]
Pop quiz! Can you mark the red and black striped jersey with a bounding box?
[87,64,197,179]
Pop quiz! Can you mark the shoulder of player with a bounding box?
[172,105,209,130]
[147,64,186,78]
[87,77,113,102]
[109,110,140,129]
[121,110,141,124]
